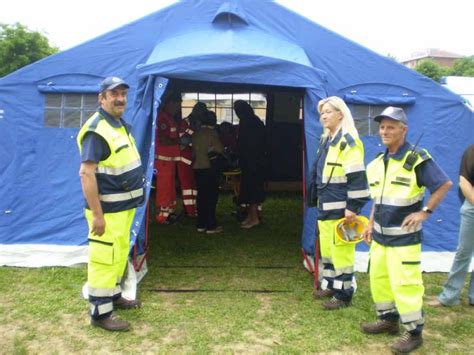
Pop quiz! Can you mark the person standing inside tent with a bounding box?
[310,96,370,310]
[192,110,225,234]
[77,77,143,332]
[154,92,182,224]
[361,107,452,353]
[176,103,204,218]
[427,144,474,308]
[234,100,266,229]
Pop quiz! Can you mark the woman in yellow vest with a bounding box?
[310,96,370,310]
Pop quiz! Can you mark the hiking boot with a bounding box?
[322,297,351,310]
[391,332,423,353]
[113,297,141,310]
[313,288,334,299]
[360,319,400,335]
[91,314,130,332]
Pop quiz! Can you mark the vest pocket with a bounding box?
[88,239,114,265]
[391,180,410,187]
[115,144,129,153]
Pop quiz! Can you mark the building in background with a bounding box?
[401,48,463,69]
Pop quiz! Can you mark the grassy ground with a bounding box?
[1,192,473,354]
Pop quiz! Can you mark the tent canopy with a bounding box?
[0,0,472,270]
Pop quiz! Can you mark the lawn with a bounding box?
[1,192,473,354]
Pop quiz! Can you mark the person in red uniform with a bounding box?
[176,104,203,217]
[154,92,182,224]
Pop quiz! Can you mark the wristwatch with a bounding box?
[422,206,433,214]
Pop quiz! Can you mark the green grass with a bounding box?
[1,192,473,353]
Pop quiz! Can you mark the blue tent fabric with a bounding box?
[0,0,473,270]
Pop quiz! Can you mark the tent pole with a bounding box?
[133,198,150,272]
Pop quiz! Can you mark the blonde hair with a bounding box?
[317,96,359,140]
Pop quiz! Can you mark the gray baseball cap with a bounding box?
[374,106,408,124]
[100,76,129,93]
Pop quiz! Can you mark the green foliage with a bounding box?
[0,22,59,77]
[414,56,474,81]
[413,59,450,82]
[386,53,397,61]
[450,56,474,77]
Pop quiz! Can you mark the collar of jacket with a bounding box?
[384,140,412,161]
[99,107,126,129]
[329,129,343,147]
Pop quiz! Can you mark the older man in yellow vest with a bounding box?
[77,77,144,331]
[361,106,452,353]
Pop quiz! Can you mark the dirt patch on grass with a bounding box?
[212,329,281,353]
[162,327,186,344]
[256,294,272,315]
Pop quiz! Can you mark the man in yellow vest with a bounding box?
[77,77,144,331]
[361,107,452,353]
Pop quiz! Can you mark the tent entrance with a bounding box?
[133,77,310,273]
[166,78,305,186]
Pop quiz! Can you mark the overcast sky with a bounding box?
[1,0,472,61]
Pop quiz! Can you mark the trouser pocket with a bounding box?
[89,238,114,265]
[399,260,422,285]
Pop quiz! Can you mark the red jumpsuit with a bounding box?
[177,117,197,217]
[155,111,180,223]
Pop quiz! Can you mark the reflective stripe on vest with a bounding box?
[99,188,144,203]
[367,148,431,246]
[322,201,347,210]
[373,221,422,235]
[97,159,141,176]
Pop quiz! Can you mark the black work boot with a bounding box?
[91,314,130,332]
[322,297,351,310]
[313,288,334,299]
[113,297,141,310]
[391,332,423,353]
[360,319,400,335]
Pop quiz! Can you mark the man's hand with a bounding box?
[362,222,373,244]
[344,209,356,223]
[91,214,106,236]
[79,161,105,236]
[401,211,429,231]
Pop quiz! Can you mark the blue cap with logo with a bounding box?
[374,106,408,125]
[100,76,129,93]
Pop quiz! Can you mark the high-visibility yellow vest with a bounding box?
[317,132,370,220]
[367,146,431,246]
[77,111,144,213]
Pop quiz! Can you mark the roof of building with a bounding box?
[401,48,464,63]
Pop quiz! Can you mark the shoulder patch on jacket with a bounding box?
[343,133,356,147]
[415,148,431,161]
[88,112,103,131]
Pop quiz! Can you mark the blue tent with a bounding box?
[0,0,472,270]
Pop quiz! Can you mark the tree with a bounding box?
[450,56,474,77]
[413,59,449,82]
[386,53,398,61]
[0,23,59,77]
